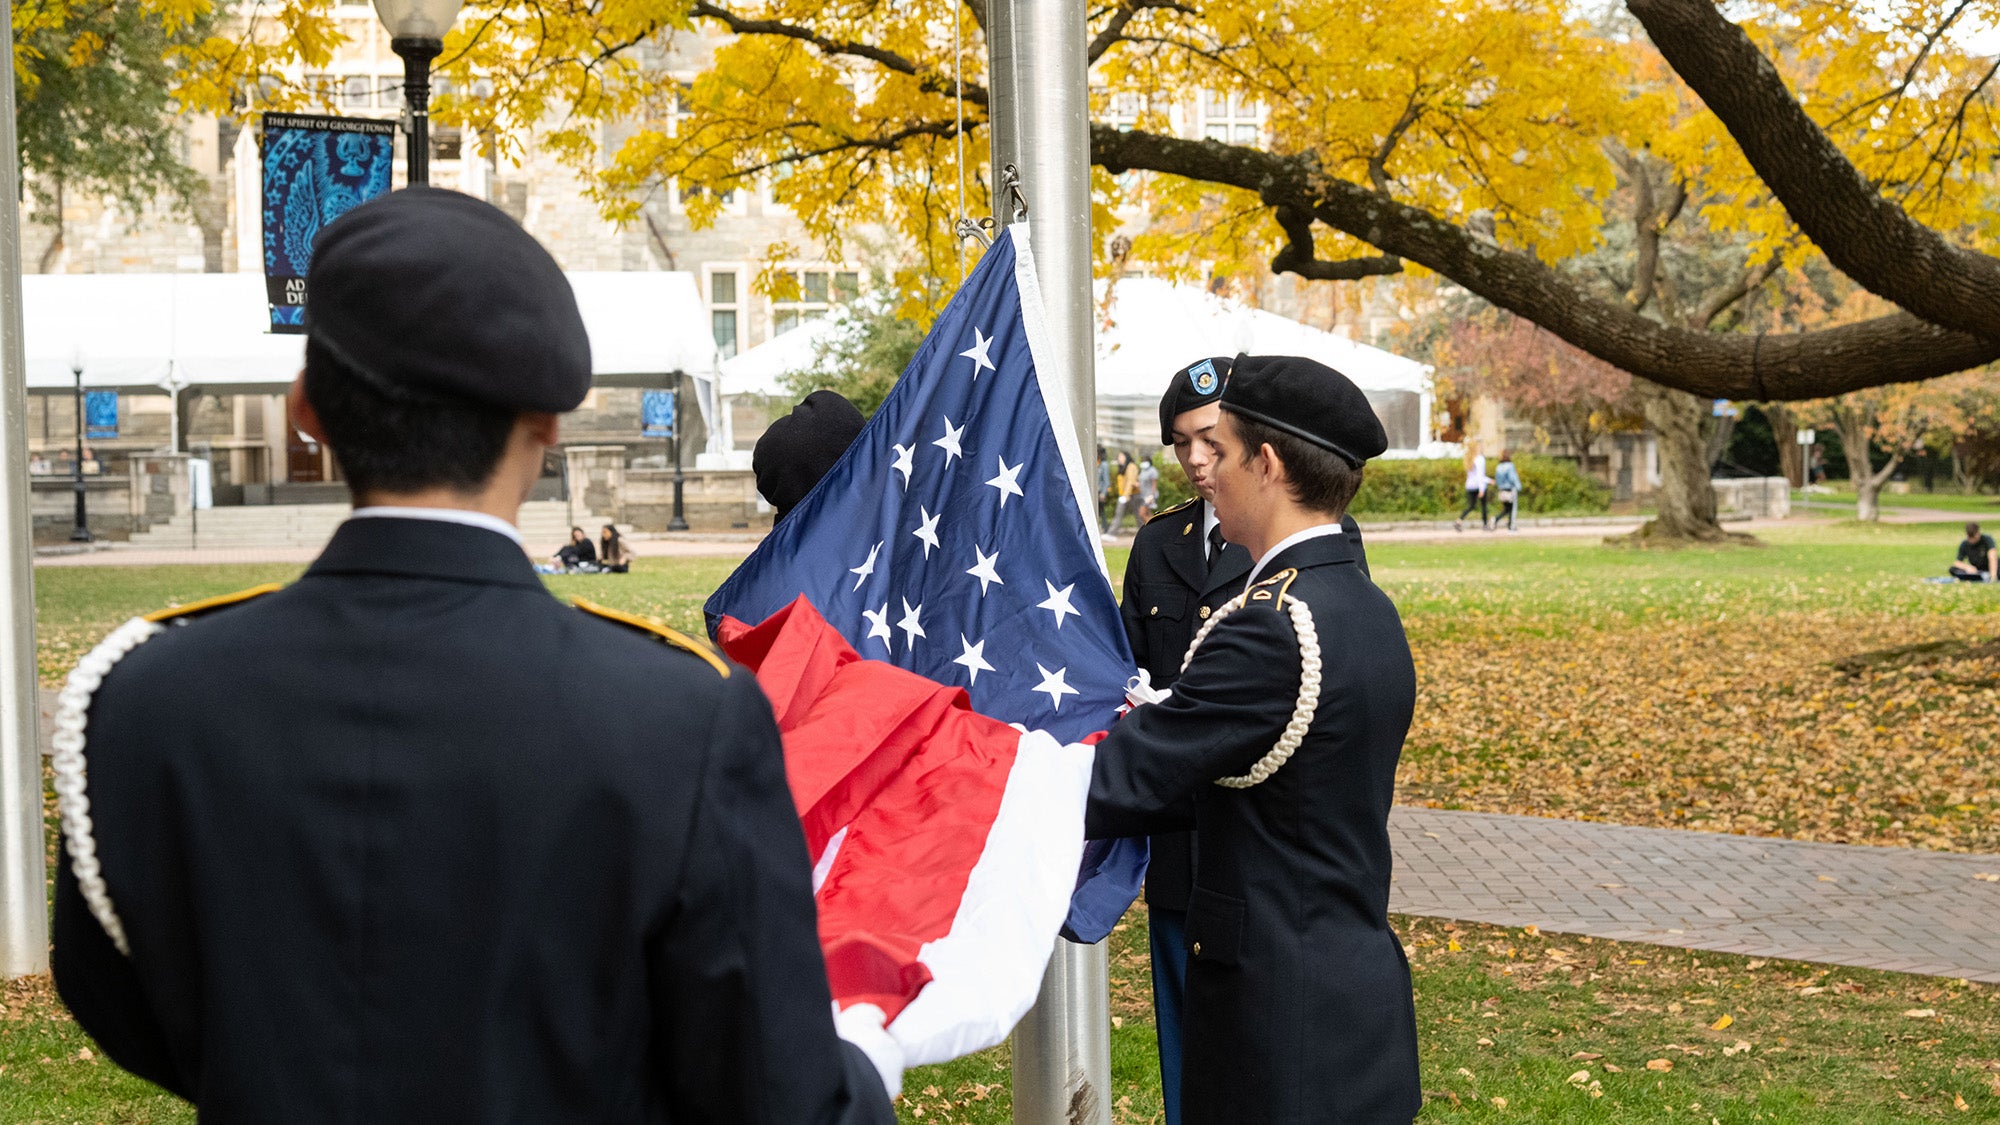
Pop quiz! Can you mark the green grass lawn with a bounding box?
[13,522,2000,1121]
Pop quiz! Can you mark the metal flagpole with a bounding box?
[988,1,1112,1122]
[0,0,48,977]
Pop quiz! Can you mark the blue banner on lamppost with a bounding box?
[83,391,117,441]
[260,112,397,334]
[641,390,676,438]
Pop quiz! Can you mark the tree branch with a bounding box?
[1625,0,2000,341]
[1691,256,1781,330]
[1088,124,2000,400]
[1269,204,1402,280]
[690,2,986,104]
[1368,98,1422,196]
[1087,0,1196,64]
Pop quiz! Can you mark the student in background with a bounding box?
[1489,452,1521,532]
[598,524,630,573]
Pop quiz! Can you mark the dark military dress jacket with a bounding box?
[52,517,894,1124]
[1090,530,1416,1124]
[1119,504,1366,915]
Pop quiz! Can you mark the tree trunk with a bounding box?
[1766,403,1801,486]
[36,180,64,274]
[1613,381,1750,545]
[1836,412,1900,521]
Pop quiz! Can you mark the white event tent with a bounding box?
[1093,278,1442,457]
[23,271,727,454]
[717,278,1443,459]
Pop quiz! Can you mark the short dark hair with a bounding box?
[1969,521,1982,537]
[1229,412,1364,517]
[303,335,519,496]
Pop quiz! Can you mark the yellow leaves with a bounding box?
[1646,1058,1674,1072]
[1709,1014,1733,1031]
[1401,611,2000,856]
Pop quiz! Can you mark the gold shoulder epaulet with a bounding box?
[1247,568,1299,604]
[1146,497,1197,524]
[573,598,730,678]
[143,583,284,623]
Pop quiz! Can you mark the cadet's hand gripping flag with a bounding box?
[706,225,1145,1064]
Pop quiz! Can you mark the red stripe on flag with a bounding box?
[720,596,1021,1020]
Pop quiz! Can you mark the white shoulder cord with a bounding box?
[50,616,163,956]
[1178,589,1323,788]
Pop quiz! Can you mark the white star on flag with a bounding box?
[966,545,1004,595]
[953,635,995,685]
[1037,580,1080,629]
[862,603,892,651]
[913,507,942,557]
[958,327,996,377]
[933,416,966,465]
[986,455,1025,507]
[892,443,915,490]
[850,541,882,591]
[898,597,927,648]
[1032,663,1080,710]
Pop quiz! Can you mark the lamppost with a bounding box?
[668,373,689,532]
[372,0,463,186]
[68,351,89,542]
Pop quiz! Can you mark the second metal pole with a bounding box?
[0,0,48,977]
[988,1,1111,1122]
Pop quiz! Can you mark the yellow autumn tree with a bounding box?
[168,0,2000,404]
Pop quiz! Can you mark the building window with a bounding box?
[1200,90,1262,146]
[771,269,860,335]
[709,269,741,359]
[341,75,372,109]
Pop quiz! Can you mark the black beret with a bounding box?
[1220,353,1387,468]
[1158,356,1232,445]
[305,187,591,413]
[754,390,867,521]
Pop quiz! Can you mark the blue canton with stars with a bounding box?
[707,228,1135,745]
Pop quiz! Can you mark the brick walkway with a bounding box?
[1389,807,2000,983]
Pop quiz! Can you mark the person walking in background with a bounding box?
[1106,450,1141,537]
[1455,446,1489,532]
[1137,455,1160,524]
[1098,447,1113,523]
[1490,451,1521,531]
[598,524,630,573]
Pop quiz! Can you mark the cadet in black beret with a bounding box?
[1088,353,1418,1122]
[51,187,901,1122]
[1157,355,1231,446]
[755,389,868,522]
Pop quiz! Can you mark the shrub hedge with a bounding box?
[1349,455,1611,517]
[1126,454,1611,520]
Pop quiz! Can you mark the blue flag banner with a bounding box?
[260,113,396,334]
[642,390,676,438]
[84,391,118,441]
[706,225,1146,941]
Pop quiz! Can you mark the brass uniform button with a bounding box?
[1192,941,1202,957]
[1150,606,1159,617]
[1198,606,1211,619]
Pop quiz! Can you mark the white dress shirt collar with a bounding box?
[1245,522,1344,589]
[1201,501,1221,561]
[348,506,526,548]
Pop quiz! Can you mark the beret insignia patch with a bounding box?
[1189,358,1219,395]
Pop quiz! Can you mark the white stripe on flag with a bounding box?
[886,730,1096,1066]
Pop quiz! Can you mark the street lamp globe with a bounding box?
[372,0,462,41]
[373,0,463,186]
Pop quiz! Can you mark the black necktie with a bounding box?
[1208,526,1226,566]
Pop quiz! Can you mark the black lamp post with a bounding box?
[668,373,689,532]
[68,352,90,542]
[373,0,463,186]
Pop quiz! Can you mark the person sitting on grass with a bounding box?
[552,525,597,572]
[1950,521,1997,582]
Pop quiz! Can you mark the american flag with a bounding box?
[706,225,1144,940]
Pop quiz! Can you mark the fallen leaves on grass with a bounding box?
[1403,613,2000,853]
